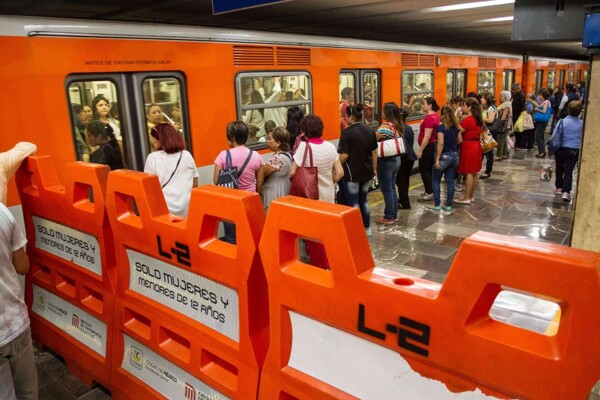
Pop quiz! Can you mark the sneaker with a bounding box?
[417,193,433,201]
[516,147,527,152]
[375,217,395,225]
[428,205,441,211]
[562,192,570,202]
[365,227,372,236]
[479,174,490,180]
[455,184,464,192]
[443,205,452,212]
[554,188,562,195]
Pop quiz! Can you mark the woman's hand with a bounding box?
[434,160,441,169]
[416,149,422,159]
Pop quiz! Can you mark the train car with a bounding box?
[1,16,588,211]
[523,56,589,96]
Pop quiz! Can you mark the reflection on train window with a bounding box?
[568,71,575,84]
[446,72,453,106]
[339,72,355,131]
[67,79,127,167]
[559,70,565,88]
[236,72,312,149]
[503,70,515,91]
[534,70,543,93]
[477,71,495,96]
[402,71,433,119]
[362,72,380,129]
[142,77,189,152]
[547,71,556,91]
[584,70,588,83]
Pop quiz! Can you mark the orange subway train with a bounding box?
[2,16,589,209]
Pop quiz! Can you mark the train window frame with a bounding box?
[235,71,313,150]
[402,70,434,121]
[339,69,381,129]
[534,70,543,93]
[477,70,496,96]
[503,70,515,91]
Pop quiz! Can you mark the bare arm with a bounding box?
[193,177,198,187]
[289,161,299,178]
[256,166,265,194]
[263,164,278,178]
[213,164,222,185]
[332,159,344,183]
[484,108,496,124]
[338,153,349,164]
[417,127,433,159]
[434,131,444,168]
[457,127,464,145]
[12,247,29,275]
[371,149,377,175]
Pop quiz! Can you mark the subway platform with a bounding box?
[33,149,592,399]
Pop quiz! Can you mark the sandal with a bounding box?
[479,174,490,179]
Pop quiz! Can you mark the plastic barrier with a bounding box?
[105,170,268,400]
[258,196,600,400]
[16,156,116,388]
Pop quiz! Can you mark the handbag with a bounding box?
[523,112,534,130]
[377,123,406,158]
[480,128,498,154]
[514,111,526,132]
[547,120,563,156]
[290,143,319,200]
[533,101,552,123]
[486,106,504,134]
[217,149,253,189]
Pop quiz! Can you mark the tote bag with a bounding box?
[217,149,253,189]
[377,123,406,158]
[290,143,319,200]
[523,112,534,130]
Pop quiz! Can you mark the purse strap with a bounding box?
[301,143,314,167]
[237,149,254,177]
[161,151,183,189]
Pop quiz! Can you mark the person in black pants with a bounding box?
[416,97,440,201]
[396,108,417,209]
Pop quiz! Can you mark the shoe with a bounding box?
[479,174,490,180]
[375,217,395,225]
[398,204,412,210]
[428,205,441,211]
[502,156,508,159]
[455,184,464,192]
[536,152,547,158]
[516,147,527,152]
[554,188,562,195]
[494,157,502,161]
[417,193,433,201]
[365,227,372,236]
[562,192,570,202]
[470,198,475,203]
[442,205,452,211]
[455,198,471,205]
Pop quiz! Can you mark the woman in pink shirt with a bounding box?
[416,97,440,201]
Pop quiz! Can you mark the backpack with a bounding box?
[217,149,253,189]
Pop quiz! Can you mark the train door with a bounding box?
[339,70,381,130]
[477,70,495,96]
[446,69,467,105]
[503,70,515,91]
[559,70,566,88]
[66,72,190,171]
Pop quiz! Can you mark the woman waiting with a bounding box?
[455,97,484,205]
[146,104,165,151]
[91,94,121,143]
[214,121,265,244]
[337,103,377,235]
[430,106,462,211]
[416,97,440,201]
[533,88,552,158]
[479,93,497,179]
[552,101,583,203]
[495,91,513,160]
[87,120,124,170]
[375,102,403,224]
[518,94,537,151]
[395,107,417,210]
[286,106,305,151]
[262,126,292,212]
[144,123,198,217]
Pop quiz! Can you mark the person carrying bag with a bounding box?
[289,142,319,199]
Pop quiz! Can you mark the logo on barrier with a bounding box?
[184,382,196,400]
[37,293,46,310]
[130,346,143,370]
[157,235,191,267]
[72,314,80,328]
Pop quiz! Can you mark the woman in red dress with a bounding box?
[455,97,484,204]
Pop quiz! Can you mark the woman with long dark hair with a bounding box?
[286,106,305,151]
[416,97,440,201]
[87,120,124,171]
[455,97,483,204]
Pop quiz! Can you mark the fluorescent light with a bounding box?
[475,16,514,23]
[421,0,515,13]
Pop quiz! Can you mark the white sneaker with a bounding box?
[365,227,372,236]
[418,193,433,201]
[562,192,570,202]
[554,188,562,195]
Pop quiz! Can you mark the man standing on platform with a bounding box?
[511,83,526,126]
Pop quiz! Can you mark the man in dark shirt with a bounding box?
[511,83,526,125]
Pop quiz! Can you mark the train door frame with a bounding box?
[446,69,467,104]
[534,69,544,93]
[502,69,516,91]
[339,69,381,128]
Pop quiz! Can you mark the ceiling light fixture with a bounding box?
[421,0,515,13]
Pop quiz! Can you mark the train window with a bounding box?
[446,70,466,105]
[236,72,312,149]
[477,71,495,95]
[568,71,575,84]
[584,70,589,83]
[402,71,433,119]
[547,71,556,90]
[142,76,190,151]
[362,72,380,128]
[67,79,127,167]
[456,71,466,98]
[559,70,566,88]
[446,72,454,105]
[339,72,356,131]
[534,70,543,93]
[502,70,515,91]
[577,69,582,83]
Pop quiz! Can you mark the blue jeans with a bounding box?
[554,148,579,193]
[223,222,236,244]
[432,152,458,207]
[377,156,401,219]
[534,121,548,154]
[340,179,372,228]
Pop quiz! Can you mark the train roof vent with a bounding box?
[277,47,311,66]
[401,53,419,67]
[487,58,497,68]
[549,62,557,69]
[568,63,576,68]
[233,45,275,66]
[419,54,435,68]
[478,57,487,68]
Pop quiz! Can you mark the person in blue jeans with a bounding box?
[374,102,403,224]
[430,106,462,211]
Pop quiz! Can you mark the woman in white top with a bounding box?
[243,90,266,140]
[496,91,513,160]
[144,123,198,217]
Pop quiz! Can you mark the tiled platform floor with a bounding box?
[33,150,598,399]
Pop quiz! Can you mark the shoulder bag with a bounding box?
[547,120,563,156]
[290,143,319,200]
[533,101,552,123]
[480,128,498,154]
[217,149,253,189]
[487,106,504,134]
[377,123,406,158]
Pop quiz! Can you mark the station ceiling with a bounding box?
[0,0,589,60]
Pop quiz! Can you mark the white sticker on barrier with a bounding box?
[32,216,101,276]
[127,249,240,342]
[287,311,496,399]
[31,285,107,357]
[121,335,230,400]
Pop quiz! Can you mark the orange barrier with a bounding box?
[16,156,116,388]
[105,170,268,400]
[258,196,600,400]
